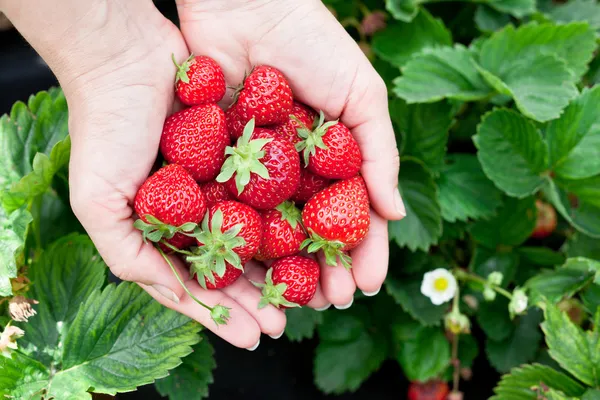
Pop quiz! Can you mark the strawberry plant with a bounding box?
[2,1,600,399]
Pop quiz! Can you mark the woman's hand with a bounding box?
[176,0,405,309]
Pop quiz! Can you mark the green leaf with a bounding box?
[385,0,421,22]
[395,326,450,381]
[565,233,600,261]
[518,247,566,266]
[31,190,83,247]
[486,309,543,373]
[389,159,442,251]
[547,0,600,30]
[546,87,600,180]
[155,334,215,400]
[393,45,493,103]
[525,267,594,305]
[0,89,70,212]
[470,246,519,286]
[581,284,600,314]
[543,179,600,238]
[563,257,600,283]
[554,175,600,208]
[583,389,600,400]
[475,6,512,33]
[542,304,600,387]
[491,363,586,400]
[437,153,503,222]
[477,297,514,341]
[0,207,32,296]
[393,99,453,173]
[385,274,446,326]
[458,334,480,368]
[474,109,549,197]
[373,9,452,68]
[314,306,388,394]
[485,0,536,17]
[285,307,324,342]
[0,352,50,399]
[16,234,107,366]
[470,196,537,248]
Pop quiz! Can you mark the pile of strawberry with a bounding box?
[133,54,370,324]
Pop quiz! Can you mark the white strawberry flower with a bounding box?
[421,268,457,305]
[0,324,25,359]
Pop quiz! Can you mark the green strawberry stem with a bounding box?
[216,118,273,195]
[159,240,195,256]
[172,53,195,84]
[252,268,299,309]
[134,214,197,244]
[275,201,302,229]
[295,110,337,167]
[186,209,247,287]
[156,245,230,326]
[301,232,352,270]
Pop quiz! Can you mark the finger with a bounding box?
[351,210,388,295]
[306,281,330,310]
[317,252,356,309]
[141,280,261,349]
[223,261,287,338]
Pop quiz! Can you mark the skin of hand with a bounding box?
[1,0,405,349]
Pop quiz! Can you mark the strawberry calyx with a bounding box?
[253,268,300,309]
[295,110,337,167]
[275,201,302,229]
[229,68,253,106]
[134,214,197,243]
[301,231,352,270]
[172,53,195,84]
[216,118,273,195]
[186,209,247,289]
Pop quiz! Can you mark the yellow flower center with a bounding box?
[433,277,448,292]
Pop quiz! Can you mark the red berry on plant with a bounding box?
[273,102,317,146]
[173,54,226,106]
[160,104,229,183]
[226,105,245,142]
[408,380,450,400]
[134,164,207,250]
[200,181,232,207]
[203,264,243,290]
[255,201,307,261]
[531,200,557,239]
[290,168,331,204]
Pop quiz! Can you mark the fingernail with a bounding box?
[152,284,180,304]
[269,330,284,340]
[315,303,332,311]
[394,188,406,217]
[334,298,354,310]
[246,338,260,351]
[361,287,381,297]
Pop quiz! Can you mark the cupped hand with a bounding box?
[176,0,406,309]
[64,1,283,349]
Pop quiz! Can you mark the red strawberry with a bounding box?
[217,119,300,210]
[302,176,370,269]
[187,201,262,288]
[226,105,245,142]
[531,200,557,239]
[296,111,362,179]
[204,264,243,290]
[255,256,320,308]
[173,54,226,106]
[233,65,293,126]
[255,201,307,261]
[160,104,228,183]
[290,168,331,204]
[408,381,450,400]
[273,102,316,145]
[134,164,207,250]
[201,181,232,207]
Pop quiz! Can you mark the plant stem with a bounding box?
[452,332,460,393]
[454,269,513,299]
[159,240,194,256]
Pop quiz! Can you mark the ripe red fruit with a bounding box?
[217,119,300,210]
[200,181,232,207]
[226,105,245,142]
[273,102,317,145]
[290,168,331,204]
[296,111,362,179]
[255,201,307,261]
[234,65,293,126]
[408,380,450,400]
[173,54,226,106]
[204,264,243,290]
[134,164,207,250]
[255,256,320,308]
[531,200,557,239]
[302,175,370,269]
[160,104,228,183]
